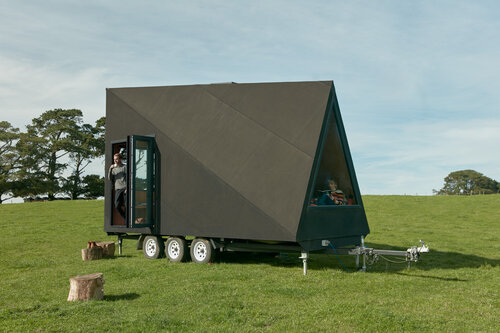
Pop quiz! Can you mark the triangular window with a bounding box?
[310,108,357,206]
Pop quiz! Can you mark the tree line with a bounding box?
[434,170,499,195]
[2,110,498,203]
[0,109,105,203]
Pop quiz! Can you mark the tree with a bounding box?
[5,111,104,201]
[436,170,498,195]
[0,121,20,203]
[15,109,84,200]
[81,174,105,198]
[62,117,105,199]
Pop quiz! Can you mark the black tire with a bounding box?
[165,237,188,262]
[190,238,215,264]
[143,235,164,259]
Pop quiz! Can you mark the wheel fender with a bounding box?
[136,234,146,250]
[209,238,218,250]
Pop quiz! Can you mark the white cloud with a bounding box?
[0,55,109,128]
[353,118,500,194]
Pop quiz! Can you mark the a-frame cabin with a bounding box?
[104,81,369,261]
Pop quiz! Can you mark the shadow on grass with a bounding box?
[217,251,315,270]
[217,252,304,269]
[103,293,140,301]
[393,272,467,282]
[361,242,500,272]
[215,243,499,274]
[100,255,133,260]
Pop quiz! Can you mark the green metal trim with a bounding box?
[296,82,370,246]
[130,135,156,228]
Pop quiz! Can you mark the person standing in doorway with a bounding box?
[108,153,127,219]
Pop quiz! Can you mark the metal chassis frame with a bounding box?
[110,234,428,275]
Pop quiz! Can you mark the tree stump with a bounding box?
[81,247,103,261]
[96,241,115,257]
[67,273,104,301]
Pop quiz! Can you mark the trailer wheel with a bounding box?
[165,237,188,262]
[190,238,215,264]
[143,236,164,259]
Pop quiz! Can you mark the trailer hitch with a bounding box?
[406,240,429,262]
[323,237,430,272]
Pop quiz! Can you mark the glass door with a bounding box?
[129,135,156,228]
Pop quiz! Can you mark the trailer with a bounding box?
[104,81,427,273]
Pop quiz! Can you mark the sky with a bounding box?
[1,0,499,197]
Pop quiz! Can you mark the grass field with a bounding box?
[0,195,499,332]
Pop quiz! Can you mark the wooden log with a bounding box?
[95,241,115,257]
[67,273,104,301]
[81,247,103,261]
